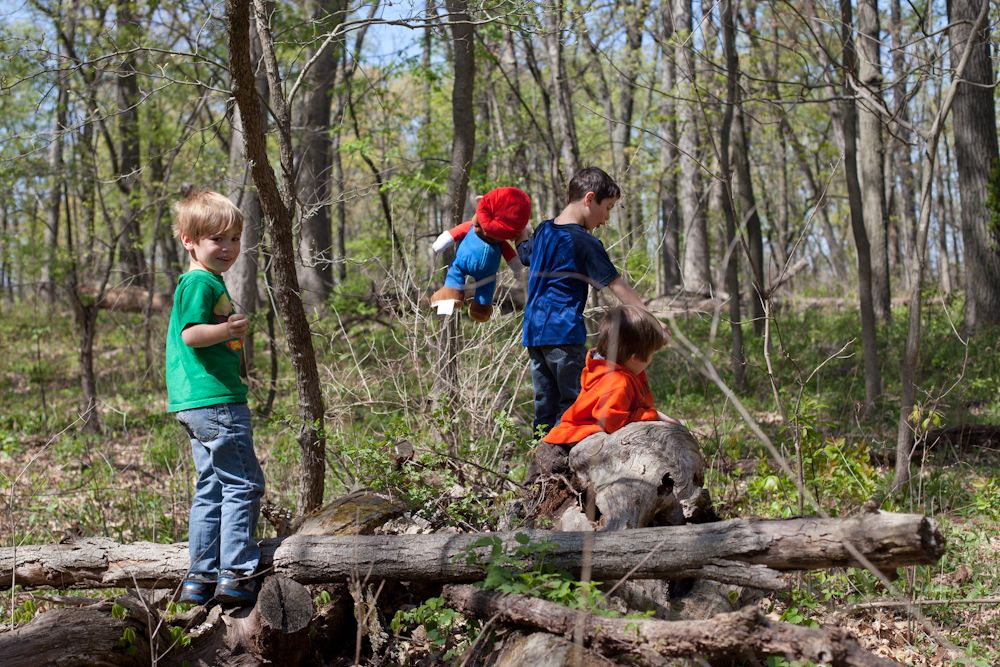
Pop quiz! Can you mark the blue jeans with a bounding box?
[176,403,264,579]
[528,344,586,436]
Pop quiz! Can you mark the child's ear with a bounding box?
[180,233,195,250]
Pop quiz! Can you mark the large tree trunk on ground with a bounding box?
[0,576,331,667]
[444,585,898,667]
[558,423,713,531]
[1,511,943,591]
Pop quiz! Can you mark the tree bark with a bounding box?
[226,16,268,374]
[894,0,990,491]
[949,0,1000,332]
[114,0,146,285]
[839,0,882,413]
[657,2,681,293]
[720,0,747,389]
[0,577,322,667]
[675,0,711,295]
[432,0,476,421]
[889,0,917,292]
[543,0,580,180]
[293,0,346,309]
[443,585,899,667]
[227,0,327,512]
[1,512,943,590]
[856,0,891,323]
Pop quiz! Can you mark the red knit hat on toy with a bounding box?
[476,187,531,241]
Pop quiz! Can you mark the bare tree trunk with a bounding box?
[294,0,346,309]
[658,3,681,294]
[732,101,765,336]
[894,0,989,491]
[42,61,66,303]
[949,0,1000,332]
[676,0,710,295]
[543,0,580,179]
[839,0,882,413]
[856,0,891,323]
[226,18,268,374]
[115,0,146,285]
[429,0,476,441]
[889,0,917,293]
[227,0,327,512]
[720,0,746,390]
[935,165,954,296]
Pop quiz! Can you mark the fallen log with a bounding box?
[0,599,150,667]
[442,584,899,667]
[1,511,943,591]
[0,576,325,667]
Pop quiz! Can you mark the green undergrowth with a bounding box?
[1,296,998,663]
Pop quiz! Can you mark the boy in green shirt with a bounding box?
[166,190,264,605]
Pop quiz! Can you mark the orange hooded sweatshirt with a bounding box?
[543,349,659,446]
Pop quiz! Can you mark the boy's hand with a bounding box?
[227,313,248,338]
[516,223,533,244]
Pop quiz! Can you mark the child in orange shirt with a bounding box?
[529,306,680,480]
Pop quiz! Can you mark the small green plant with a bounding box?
[117,626,138,655]
[167,625,191,648]
[314,589,332,607]
[10,597,38,624]
[459,533,642,618]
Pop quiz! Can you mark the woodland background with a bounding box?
[1,0,999,664]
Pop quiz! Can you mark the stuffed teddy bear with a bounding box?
[430,187,531,322]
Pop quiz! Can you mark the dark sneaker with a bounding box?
[179,578,215,605]
[214,571,259,605]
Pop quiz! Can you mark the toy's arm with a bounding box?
[431,220,473,253]
[500,242,524,278]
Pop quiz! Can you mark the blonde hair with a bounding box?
[596,305,666,364]
[173,190,243,241]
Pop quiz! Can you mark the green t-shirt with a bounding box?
[166,270,248,412]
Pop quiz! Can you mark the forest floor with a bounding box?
[1,297,998,665]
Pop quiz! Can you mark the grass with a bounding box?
[0,293,997,664]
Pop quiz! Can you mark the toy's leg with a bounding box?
[468,302,493,322]
[430,286,464,304]
[466,273,496,322]
[431,263,467,314]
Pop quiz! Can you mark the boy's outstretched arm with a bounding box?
[607,277,670,338]
[607,276,645,308]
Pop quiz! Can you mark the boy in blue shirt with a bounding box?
[166,190,265,606]
[518,167,665,435]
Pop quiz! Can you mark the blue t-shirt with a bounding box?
[519,219,619,347]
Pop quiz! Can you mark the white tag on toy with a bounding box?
[435,300,456,316]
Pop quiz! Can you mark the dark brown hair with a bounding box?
[566,167,621,204]
[596,305,666,364]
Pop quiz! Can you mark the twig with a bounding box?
[851,597,1000,611]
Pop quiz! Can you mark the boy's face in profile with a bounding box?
[582,192,618,231]
[181,226,242,275]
